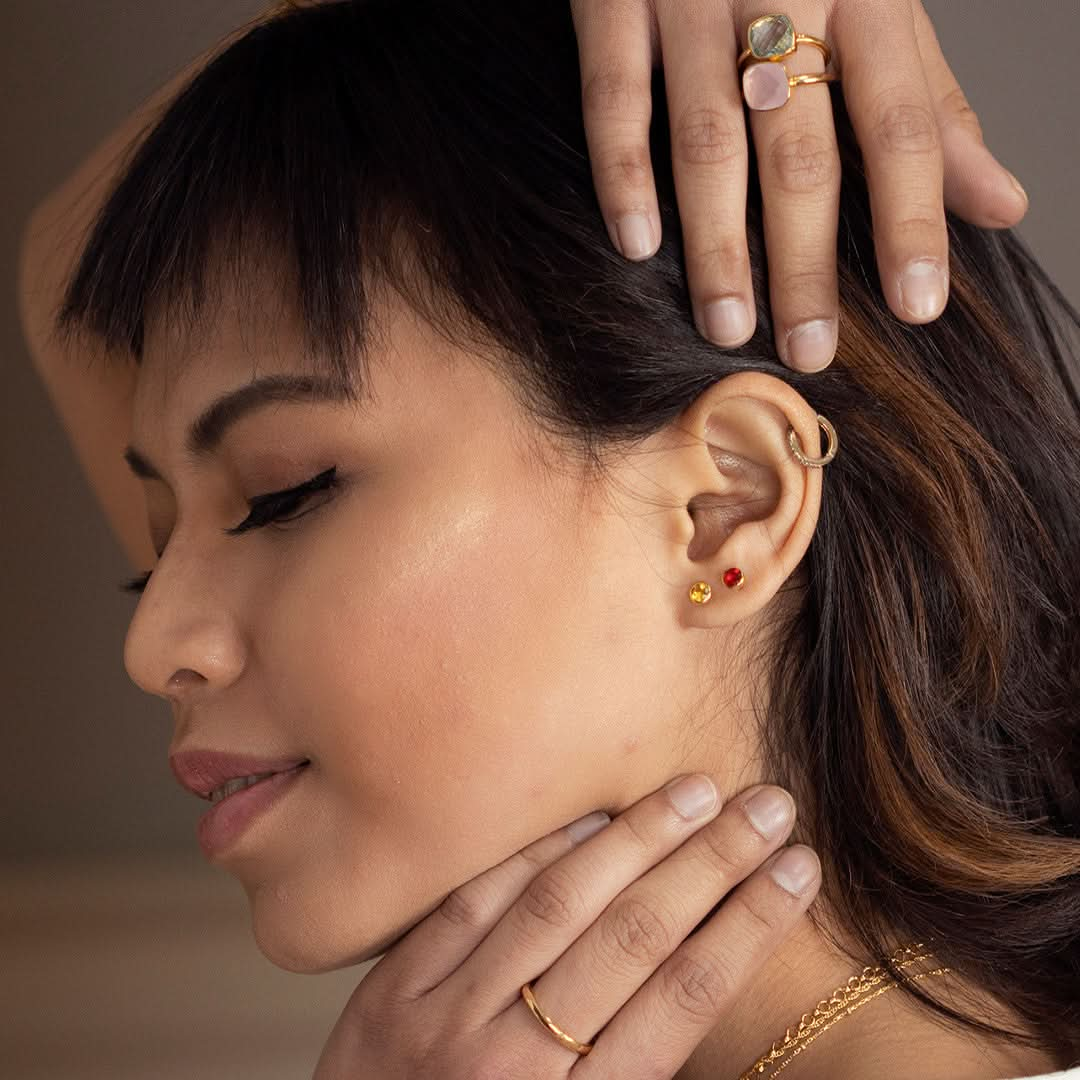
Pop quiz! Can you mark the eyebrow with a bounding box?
[123,373,356,481]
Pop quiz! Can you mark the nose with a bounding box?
[122,546,246,703]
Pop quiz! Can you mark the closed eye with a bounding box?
[223,466,339,536]
[118,466,339,596]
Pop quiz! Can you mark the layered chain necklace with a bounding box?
[736,942,952,1079]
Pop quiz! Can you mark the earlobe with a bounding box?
[688,566,746,606]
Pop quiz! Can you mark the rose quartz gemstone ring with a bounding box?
[737,13,839,112]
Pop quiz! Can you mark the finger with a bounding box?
[441,772,729,1021]
[654,1,757,347]
[576,843,820,1076]
[742,9,842,373]
[910,0,1028,228]
[570,0,662,261]
[837,2,949,324]
[512,782,800,1069]
[371,809,612,1001]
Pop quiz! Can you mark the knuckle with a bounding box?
[597,144,654,191]
[686,237,748,283]
[661,947,738,1020]
[938,85,983,141]
[598,894,675,970]
[609,807,655,857]
[890,213,946,242]
[724,888,784,941]
[514,844,551,875]
[773,265,835,301]
[582,66,651,124]
[672,106,743,168]
[519,866,585,931]
[438,880,495,931]
[767,129,839,194]
[694,820,753,881]
[872,99,941,156]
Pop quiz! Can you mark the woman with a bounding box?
[17,0,1079,1077]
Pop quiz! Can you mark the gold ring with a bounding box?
[520,981,594,1055]
[739,13,839,112]
[788,415,839,467]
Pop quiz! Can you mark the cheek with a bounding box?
[243,468,680,971]
[273,477,636,837]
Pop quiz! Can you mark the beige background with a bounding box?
[2,2,1077,1077]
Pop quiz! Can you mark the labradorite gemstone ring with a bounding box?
[737,13,839,111]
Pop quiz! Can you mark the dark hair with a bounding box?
[54,0,1080,1065]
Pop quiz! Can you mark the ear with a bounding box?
[632,371,829,627]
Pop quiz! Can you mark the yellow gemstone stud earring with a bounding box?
[688,581,713,604]
[689,568,745,604]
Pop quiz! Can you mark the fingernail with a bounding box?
[898,258,948,320]
[785,319,836,373]
[664,773,719,820]
[702,297,752,346]
[743,787,794,839]
[768,845,820,896]
[566,810,611,845]
[1005,169,1028,206]
[615,213,656,260]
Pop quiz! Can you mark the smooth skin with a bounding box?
[569,0,1030,371]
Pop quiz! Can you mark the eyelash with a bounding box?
[118,466,339,596]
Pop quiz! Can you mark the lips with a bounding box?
[169,749,310,801]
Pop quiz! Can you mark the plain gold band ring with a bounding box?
[520,981,594,1055]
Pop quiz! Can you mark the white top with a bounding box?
[1005,1069,1080,1079]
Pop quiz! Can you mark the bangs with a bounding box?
[52,0,588,403]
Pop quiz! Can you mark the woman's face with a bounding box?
[123,270,782,973]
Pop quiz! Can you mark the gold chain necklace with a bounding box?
[736,942,952,1079]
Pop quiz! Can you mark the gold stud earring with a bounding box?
[688,581,712,604]
[689,567,745,604]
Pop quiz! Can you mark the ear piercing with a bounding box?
[688,568,744,604]
[688,415,838,605]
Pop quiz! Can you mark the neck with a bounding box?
[673,910,875,1080]
[672,914,1058,1080]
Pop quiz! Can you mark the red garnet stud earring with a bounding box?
[688,568,745,605]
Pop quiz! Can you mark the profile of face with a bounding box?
[122,261,824,973]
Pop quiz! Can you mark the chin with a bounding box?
[244,879,427,975]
